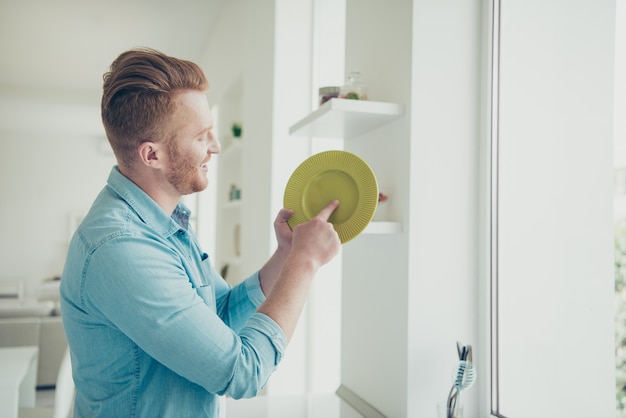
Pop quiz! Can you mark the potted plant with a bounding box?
[231,122,242,138]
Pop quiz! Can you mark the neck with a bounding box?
[118,165,180,215]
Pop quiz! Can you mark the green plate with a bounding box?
[283,150,378,244]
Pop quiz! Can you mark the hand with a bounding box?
[291,200,341,267]
[257,200,341,341]
[273,208,294,251]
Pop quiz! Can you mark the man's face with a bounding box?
[165,90,220,195]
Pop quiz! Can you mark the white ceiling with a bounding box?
[0,0,225,101]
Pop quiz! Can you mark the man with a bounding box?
[60,47,340,417]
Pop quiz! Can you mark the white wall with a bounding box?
[0,96,114,295]
[340,1,414,417]
[201,0,277,279]
[306,0,346,396]
[409,0,483,416]
[268,0,346,397]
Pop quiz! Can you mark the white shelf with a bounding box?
[362,221,402,234]
[221,200,242,210]
[289,99,404,139]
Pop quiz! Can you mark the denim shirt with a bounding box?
[60,167,287,417]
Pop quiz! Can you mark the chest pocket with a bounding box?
[193,255,216,310]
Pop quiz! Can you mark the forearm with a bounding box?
[256,254,319,341]
[258,245,290,296]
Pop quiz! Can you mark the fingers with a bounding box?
[276,208,295,224]
[314,200,340,222]
[274,208,295,246]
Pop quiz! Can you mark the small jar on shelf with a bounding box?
[319,86,340,106]
[340,71,368,100]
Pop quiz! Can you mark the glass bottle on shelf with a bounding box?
[340,71,368,100]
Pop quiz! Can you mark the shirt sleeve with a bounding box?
[214,269,267,332]
[82,234,287,399]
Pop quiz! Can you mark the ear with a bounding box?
[137,141,164,168]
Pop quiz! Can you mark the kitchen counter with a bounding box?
[224,390,381,418]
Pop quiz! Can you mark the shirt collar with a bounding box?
[106,166,191,237]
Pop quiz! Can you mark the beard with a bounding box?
[166,143,208,195]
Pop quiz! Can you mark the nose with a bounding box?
[208,132,221,154]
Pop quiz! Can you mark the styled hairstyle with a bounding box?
[101,47,209,167]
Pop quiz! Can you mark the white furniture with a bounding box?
[0,317,67,387]
[0,346,38,418]
[19,347,74,418]
[0,279,67,389]
[0,300,55,318]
